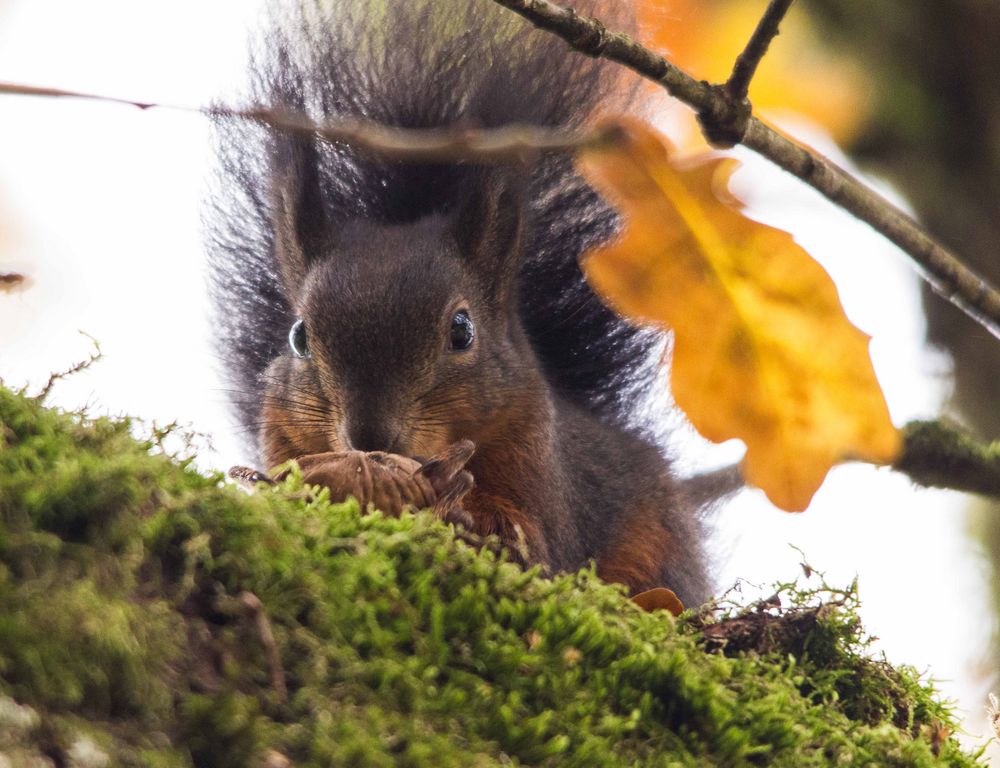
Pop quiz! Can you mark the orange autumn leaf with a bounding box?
[577,119,901,511]
[632,587,685,617]
[638,0,870,147]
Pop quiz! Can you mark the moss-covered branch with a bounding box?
[896,420,1000,498]
[0,386,987,766]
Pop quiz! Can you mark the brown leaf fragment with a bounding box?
[0,272,28,293]
[631,587,686,617]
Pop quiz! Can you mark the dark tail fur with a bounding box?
[207,0,654,447]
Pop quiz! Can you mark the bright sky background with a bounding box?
[0,0,995,751]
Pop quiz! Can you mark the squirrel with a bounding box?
[208,0,711,606]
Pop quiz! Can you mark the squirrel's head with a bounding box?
[259,167,547,465]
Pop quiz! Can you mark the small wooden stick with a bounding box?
[725,0,796,101]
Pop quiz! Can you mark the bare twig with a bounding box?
[0,81,158,110]
[256,111,613,162]
[0,80,612,163]
[489,0,1000,341]
[35,332,102,401]
[5,8,1000,342]
[725,0,796,101]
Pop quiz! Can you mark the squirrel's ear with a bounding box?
[270,137,331,296]
[453,169,526,304]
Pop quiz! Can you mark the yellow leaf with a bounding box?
[578,119,901,511]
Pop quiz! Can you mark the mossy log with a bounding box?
[0,386,986,766]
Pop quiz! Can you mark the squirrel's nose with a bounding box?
[345,421,401,454]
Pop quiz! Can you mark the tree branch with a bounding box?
[6,4,1000,343]
[725,0,796,101]
[489,0,1000,341]
[0,80,611,163]
[895,421,1000,500]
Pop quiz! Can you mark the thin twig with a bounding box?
[0,81,158,109]
[738,123,1000,339]
[0,80,612,163]
[35,332,102,401]
[725,0,796,101]
[489,0,1000,341]
[5,12,1000,342]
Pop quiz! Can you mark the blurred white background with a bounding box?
[0,0,995,753]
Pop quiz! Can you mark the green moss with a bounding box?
[0,386,988,766]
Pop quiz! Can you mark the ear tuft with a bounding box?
[453,168,526,304]
[270,137,332,296]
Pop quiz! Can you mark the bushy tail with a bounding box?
[207,0,654,440]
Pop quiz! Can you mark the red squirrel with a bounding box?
[208,0,711,605]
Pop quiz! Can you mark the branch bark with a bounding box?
[5,4,1000,343]
[895,421,1000,499]
[725,0,796,101]
[0,81,607,163]
[489,0,1000,341]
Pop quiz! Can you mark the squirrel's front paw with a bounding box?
[228,440,476,524]
[416,439,476,529]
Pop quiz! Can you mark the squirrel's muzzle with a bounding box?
[343,413,402,454]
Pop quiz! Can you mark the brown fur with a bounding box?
[595,508,677,596]
[460,397,557,569]
[248,199,710,605]
[212,1,712,606]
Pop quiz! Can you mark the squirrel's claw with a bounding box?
[416,439,476,495]
[431,469,475,529]
[418,440,476,529]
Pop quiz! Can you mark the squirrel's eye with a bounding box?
[449,310,475,351]
[289,319,310,358]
